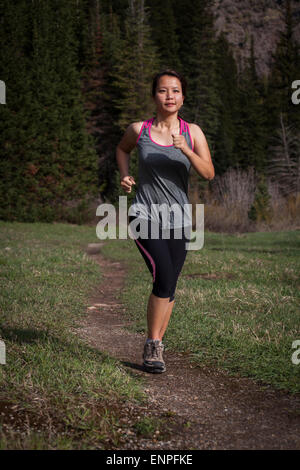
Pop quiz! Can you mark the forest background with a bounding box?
[0,0,300,233]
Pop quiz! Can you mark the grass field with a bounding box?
[0,221,146,449]
[102,228,300,394]
[0,221,299,449]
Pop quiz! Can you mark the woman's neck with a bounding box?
[153,113,180,131]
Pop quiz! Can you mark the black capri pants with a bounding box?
[129,215,191,302]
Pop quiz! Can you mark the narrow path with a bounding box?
[77,246,300,450]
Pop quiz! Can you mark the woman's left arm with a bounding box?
[172,123,215,180]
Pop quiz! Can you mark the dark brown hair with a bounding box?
[151,69,187,98]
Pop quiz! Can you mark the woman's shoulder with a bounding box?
[186,122,206,140]
[119,121,147,149]
[186,122,203,132]
[132,121,144,133]
[126,121,145,138]
[129,118,155,138]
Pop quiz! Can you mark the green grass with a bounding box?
[1,222,299,448]
[102,229,300,394]
[0,221,146,449]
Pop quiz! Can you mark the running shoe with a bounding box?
[143,339,166,373]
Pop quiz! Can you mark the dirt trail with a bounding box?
[77,245,300,450]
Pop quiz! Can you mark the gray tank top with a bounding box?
[128,116,193,229]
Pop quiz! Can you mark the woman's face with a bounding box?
[153,75,184,114]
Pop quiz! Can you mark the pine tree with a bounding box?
[248,173,273,223]
[0,0,99,222]
[233,35,268,173]
[0,0,41,221]
[266,0,300,132]
[172,0,196,69]
[146,0,181,70]
[213,33,239,173]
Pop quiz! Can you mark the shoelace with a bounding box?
[152,342,159,360]
[152,342,164,361]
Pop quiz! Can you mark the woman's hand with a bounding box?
[172,133,190,154]
[120,175,136,193]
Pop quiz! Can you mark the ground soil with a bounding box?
[76,244,300,450]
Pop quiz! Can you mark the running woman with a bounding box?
[116,69,214,373]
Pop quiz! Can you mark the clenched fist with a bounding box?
[171,133,189,153]
[120,175,136,193]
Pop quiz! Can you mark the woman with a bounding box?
[116,69,214,374]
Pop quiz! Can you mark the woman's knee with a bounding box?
[152,274,175,298]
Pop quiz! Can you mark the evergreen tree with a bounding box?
[0,0,34,220]
[172,0,196,69]
[146,0,181,70]
[248,173,273,223]
[213,33,239,173]
[266,0,300,132]
[0,0,99,222]
[233,35,268,173]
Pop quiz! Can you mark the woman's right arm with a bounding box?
[116,122,143,193]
